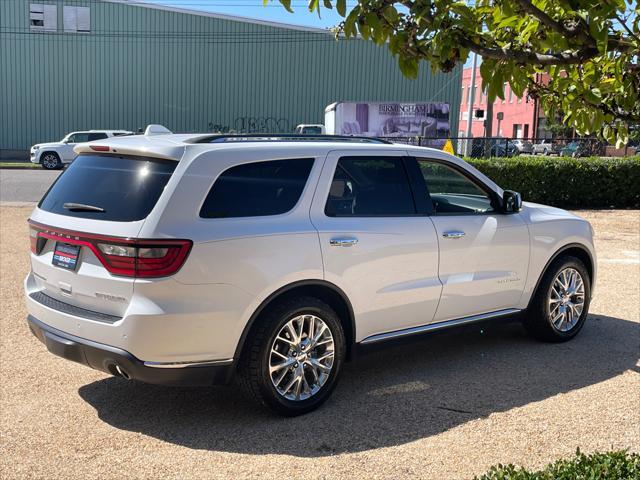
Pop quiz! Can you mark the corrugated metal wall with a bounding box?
[0,0,462,150]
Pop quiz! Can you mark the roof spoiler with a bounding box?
[144,124,173,136]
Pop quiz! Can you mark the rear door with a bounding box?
[28,154,177,316]
[310,150,441,342]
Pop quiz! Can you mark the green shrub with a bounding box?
[476,449,640,480]
[465,156,640,209]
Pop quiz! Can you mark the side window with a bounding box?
[418,159,495,215]
[87,132,108,141]
[325,156,416,217]
[68,133,90,143]
[200,159,314,218]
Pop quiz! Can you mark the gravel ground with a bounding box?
[1,207,638,479]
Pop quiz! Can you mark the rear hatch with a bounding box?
[28,154,187,317]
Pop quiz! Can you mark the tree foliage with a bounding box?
[270,0,639,146]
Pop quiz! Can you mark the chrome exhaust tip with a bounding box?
[114,364,131,380]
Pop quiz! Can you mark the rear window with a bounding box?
[38,155,176,222]
[200,159,314,218]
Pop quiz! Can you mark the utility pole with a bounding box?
[464,52,478,156]
[484,97,494,158]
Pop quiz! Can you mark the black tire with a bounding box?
[41,152,62,170]
[524,255,591,342]
[237,296,346,416]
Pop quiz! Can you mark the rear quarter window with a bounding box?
[38,154,176,222]
[200,159,314,218]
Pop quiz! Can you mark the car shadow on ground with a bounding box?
[78,314,638,457]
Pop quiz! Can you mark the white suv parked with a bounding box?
[30,130,131,169]
[25,131,596,415]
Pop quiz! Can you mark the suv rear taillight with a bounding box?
[28,221,192,278]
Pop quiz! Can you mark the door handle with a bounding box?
[442,231,466,239]
[330,237,358,247]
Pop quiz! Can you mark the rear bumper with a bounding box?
[27,315,235,386]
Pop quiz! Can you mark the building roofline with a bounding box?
[101,0,334,34]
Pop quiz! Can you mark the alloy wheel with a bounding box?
[42,154,58,169]
[269,314,335,401]
[548,267,585,332]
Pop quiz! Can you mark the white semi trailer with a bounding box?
[322,101,451,142]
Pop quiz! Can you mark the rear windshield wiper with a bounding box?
[63,202,106,213]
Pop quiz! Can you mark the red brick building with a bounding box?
[458,66,548,139]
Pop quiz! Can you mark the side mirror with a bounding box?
[502,190,522,213]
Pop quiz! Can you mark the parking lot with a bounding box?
[1,201,638,478]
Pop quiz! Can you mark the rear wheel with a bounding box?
[238,296,345,416]
[41,152,61,170]
[524,256,591,342]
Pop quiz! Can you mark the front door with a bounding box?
[310,150,442,342]
[62,132,89,161]
[415,157,530,322]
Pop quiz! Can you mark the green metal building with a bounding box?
[0,0,461,153]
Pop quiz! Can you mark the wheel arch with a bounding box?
[528,242,595,308]
[233,280,356,362]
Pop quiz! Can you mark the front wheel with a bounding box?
[41,152,61,170]
[524,256,591,342]
[238,297,346,416]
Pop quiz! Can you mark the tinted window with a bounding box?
[200,159,314,218]
[325,157,416,216]
[68,133,90,143]
[418,160,495,214]
[87,132,108,141]
[39,155,176,221]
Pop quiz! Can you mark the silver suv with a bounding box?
[25,130,596,415]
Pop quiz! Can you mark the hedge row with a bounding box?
[476,449,639,480]
[465,156,640,209]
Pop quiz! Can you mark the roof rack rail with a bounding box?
[191,134,393,144]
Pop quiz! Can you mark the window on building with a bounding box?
[513,124,522,138]
[502,83,508,103]
[63,6,90,33]
[509,87,514,103]
[30,4,57,31]
[325,157,416,217]
[467,85,472,104]
[200,159,314,218]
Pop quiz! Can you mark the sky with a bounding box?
[139,0,352,29]
[137,0,476,67]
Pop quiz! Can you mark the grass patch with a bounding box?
[476,449,640,480]
[0,162,41,169]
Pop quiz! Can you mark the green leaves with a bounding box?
[475,449,640,480]
[274,0,293,13]
[268,0,639,146]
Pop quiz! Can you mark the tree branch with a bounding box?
[457,36,599,65]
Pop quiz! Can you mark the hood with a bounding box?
[32,141,63,149]
[522,201,583,221]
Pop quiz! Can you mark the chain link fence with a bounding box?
[377,136,637,158]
